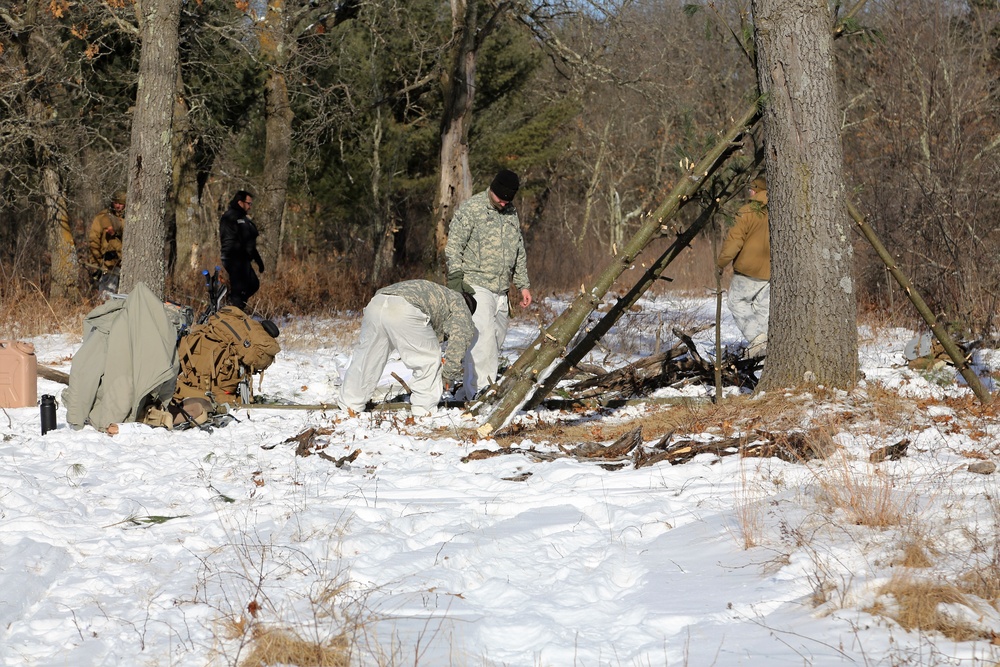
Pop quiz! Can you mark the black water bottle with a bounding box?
[40,394,57,435]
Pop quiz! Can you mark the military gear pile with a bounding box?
[173,306,280,406]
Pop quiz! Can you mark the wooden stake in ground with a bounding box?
[473,101,762,437]
[848,201,992,405]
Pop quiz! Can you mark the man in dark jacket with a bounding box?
[219,190,264,311]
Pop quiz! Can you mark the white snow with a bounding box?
[2,293,1000,666]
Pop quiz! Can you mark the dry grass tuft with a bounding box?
[813,454,912,527]
[868,575,989,642]
[238,625,350,667]
[958,566,1000,604]
[896,539,935,568]
[855,381,920,431]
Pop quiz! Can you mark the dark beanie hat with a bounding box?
[490,169,520,201]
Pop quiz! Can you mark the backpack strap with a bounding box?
[219,318,252,348]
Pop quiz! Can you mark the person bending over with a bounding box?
[339,280,476,416]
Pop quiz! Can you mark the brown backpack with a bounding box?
[173,306,280,405]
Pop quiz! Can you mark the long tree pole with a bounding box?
[849,201,991,405]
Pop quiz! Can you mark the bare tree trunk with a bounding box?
[41,165,79,300]
[370,110,396,285]
[119,0,182,299]
[170,69,209,280]
[752,0,858,390]
[433,0,477,268]
[257,70,293,272]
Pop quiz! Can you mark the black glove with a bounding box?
[103,251,119,262]
[256,260,265,273]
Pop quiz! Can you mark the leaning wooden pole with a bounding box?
[473,102,762,437]
[848,201,992,405]
[521,169,755,411]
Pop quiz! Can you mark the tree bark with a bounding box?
[752,0,858,390]
[120,0,182,299]
[433,0,478,269]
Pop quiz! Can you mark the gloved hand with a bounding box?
[446,270,465,292]
[103,251,119,262]
[256,259,265,273]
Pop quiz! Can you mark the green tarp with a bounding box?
[63,283,180,431]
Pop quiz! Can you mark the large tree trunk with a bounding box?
[120,0,182,299]
[752,0,858,390]
[433,0,477,268]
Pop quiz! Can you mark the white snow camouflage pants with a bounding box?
[339,294,443,415]
[728,273,770,346]
[457,284,509,401]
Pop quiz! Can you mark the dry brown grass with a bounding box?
[170,256,376,320]
[237,625,350,667]
[0,277,91,339]
[896,539,936,568]
[1,255,385,342]
[813,454,914,527]
[488,385,918,450]
[868,575,991,642]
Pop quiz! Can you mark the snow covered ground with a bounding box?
[3,293,1000,666]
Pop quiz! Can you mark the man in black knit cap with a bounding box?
[444,170,532,400]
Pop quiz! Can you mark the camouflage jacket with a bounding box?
[444,190,530,294]
[88,209,125,270]
[378,280,474,381]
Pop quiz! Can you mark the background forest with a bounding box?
[2,0,999,338]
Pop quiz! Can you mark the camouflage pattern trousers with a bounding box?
[456,284,509,401]
[339,294,443,415]
[728,273,770,346]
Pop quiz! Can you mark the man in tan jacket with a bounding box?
[717,176,770,358]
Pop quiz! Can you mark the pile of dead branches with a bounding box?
[462,424,841,472]
[551,328,761,403]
